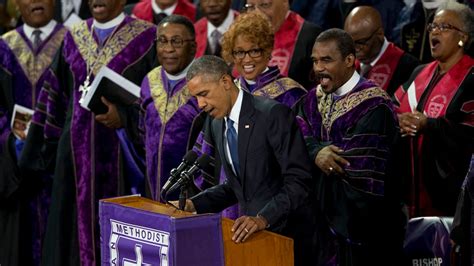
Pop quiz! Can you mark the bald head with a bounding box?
[344,6,385,64]
[345,6,383,33]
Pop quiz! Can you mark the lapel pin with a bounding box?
[245,124,250,128]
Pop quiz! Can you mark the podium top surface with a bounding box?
[100,195,195,218]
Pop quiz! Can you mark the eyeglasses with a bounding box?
[156,36,194,48]
[232,48,264,59]
[427,23,464,33]
[353,28,380,48]
[242,1,272,12]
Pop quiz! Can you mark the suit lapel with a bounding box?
[238,92,256,189]
[213,118,226,167]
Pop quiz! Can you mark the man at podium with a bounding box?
[181,55,315,265]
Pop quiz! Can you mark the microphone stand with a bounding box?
[178,170,192,211]
[178,185,188,211]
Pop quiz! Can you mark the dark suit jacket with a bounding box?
[191,92,313,233]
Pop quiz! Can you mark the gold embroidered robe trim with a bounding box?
[236,77,305,98]
[148,66,192,124]
[318,86,391,133]
[2,27,67,87]
[71,19,154,76]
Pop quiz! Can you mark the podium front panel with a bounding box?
[99,198,224,266]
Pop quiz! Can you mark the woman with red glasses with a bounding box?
[393,2,474,219]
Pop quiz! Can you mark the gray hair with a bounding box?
[186,55,233,82]
[436,2,474,52]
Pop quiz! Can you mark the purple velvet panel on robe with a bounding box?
[140,67,200,201]
[32,69,65,140]
[191,131,217,189]
[61,17,156,265]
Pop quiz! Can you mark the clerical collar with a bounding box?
[152,0,177,16]
[244,67,269,85]
[207,9,234,39]
[23,20,57,42]
[93,13,125,29]
[334,71,360,96]
[164,60,194,81]
[364,37,389,68]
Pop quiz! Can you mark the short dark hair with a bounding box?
[158,15,196,39]
[186,55,232,82]
[315,28,356,59]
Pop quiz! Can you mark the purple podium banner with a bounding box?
[99,196,225,266]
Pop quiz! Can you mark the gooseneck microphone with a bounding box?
[166,154,211,195]
[161,150,198,195]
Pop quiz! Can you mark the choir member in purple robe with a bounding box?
[22,0,158,264]
[0,0,66,264]
[137,15,207,201]
[293,28,403,266]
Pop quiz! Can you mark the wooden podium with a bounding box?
[99,196,294,266]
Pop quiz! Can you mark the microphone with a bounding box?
[166,154,211,195]
[161,150,198,194]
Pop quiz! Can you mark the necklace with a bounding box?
[78,75,91,104]
[78,24,119,104]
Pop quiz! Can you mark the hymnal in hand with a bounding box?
[80,66,140,114]
[11,104,34,137]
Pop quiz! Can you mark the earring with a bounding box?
[458,40,464,47]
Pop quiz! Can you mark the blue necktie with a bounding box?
[226,118,240,176]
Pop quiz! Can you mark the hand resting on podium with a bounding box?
[169,199,268,244]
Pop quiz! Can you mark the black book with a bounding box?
[80,66,140,114]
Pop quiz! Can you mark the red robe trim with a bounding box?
[194,10,238,58]
[132,0,196,23]
[396,55,474,117]
[269,11,304,77]
[356,42,404,91]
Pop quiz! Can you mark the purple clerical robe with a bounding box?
[0,23,67,266]
[293,77,402,264]
[37,16,157,266]
[140,66,201,201]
